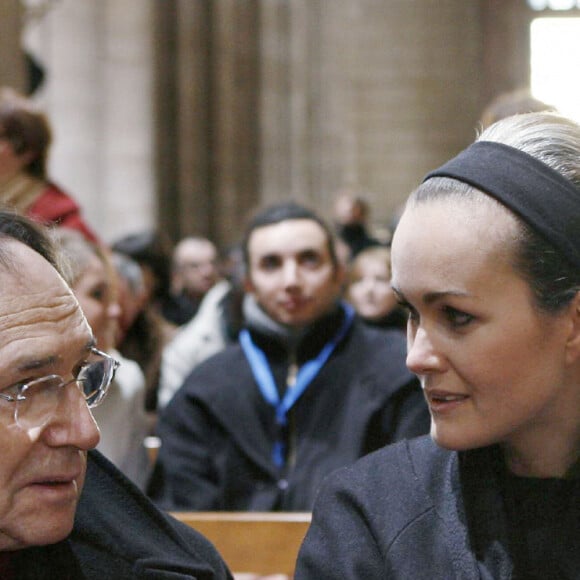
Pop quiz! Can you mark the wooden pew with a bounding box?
[171,511,311,576]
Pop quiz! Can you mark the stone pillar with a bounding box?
[481,0,534,104]
[259,0,485,229]
[0,0,26,91]
[23,0,156,243]
[156,0,260,247]
[210,0,260,246]
[101,0,155,239]
[174,0,213,239]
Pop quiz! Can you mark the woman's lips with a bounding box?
[426,390,469,413]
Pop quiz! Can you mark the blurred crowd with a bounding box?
[1,83,565,579]
[0,85,417,494]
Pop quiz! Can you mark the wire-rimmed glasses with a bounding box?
[0,347,119,429]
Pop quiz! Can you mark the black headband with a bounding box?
[423,140,580,270]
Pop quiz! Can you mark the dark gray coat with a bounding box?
[296,436,580,579]
[11,451,233,579]
[149,317,429,511]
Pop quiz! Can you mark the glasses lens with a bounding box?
[13,352,119,427]
[15,376,62,429]
[77,355,116,408]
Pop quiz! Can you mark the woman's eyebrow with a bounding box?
[391,286,469,304]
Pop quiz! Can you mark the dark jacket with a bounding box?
[11,451,232,579]
[296,436,580,579]
[148,313,429,511]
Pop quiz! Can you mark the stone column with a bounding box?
[23,0,156,243]
[481,0,534,104]
[157,0,260,247]
[210,0,260,246]
[0,0,26,91]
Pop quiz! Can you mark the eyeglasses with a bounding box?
[0,347,119,429]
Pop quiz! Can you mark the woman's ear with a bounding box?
[564,291,580,364]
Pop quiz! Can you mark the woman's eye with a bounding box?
[443,306,474,328]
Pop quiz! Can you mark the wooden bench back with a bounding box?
[171,511,311,576]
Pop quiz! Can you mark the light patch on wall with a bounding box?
[531,17,580,122]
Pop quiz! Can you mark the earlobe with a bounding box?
[564,292,580,364]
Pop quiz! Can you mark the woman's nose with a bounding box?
[406,326,443,375]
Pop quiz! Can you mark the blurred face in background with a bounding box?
[72,252,120,352]
[0,134,32,179]
[347,248,397,322]
[172,238,219,299]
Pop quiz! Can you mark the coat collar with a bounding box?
[409,439,513,578]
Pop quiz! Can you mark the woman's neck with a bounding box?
[503,428,580,478]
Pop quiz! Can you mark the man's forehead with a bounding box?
[0,240,85,326]
[248,219,327,254]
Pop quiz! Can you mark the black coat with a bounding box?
[149,317,429,511]
[296,436,580,579]
[11,451,233,579]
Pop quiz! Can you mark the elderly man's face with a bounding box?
[0,241,100,551]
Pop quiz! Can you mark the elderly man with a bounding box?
[164,236,221,326]
[149,202,428,511]
[0,212,231,578]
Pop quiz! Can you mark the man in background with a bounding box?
[149,201,428,512]
[164,236,221,326]
[332,188,382,260]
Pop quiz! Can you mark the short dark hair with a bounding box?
[241,201,339,270]
[0,87,52,180]
[0,209,63,274]
[112,230,173,301]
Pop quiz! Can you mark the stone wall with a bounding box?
[23,0,156,244]
[259,0,485,235]
[2,0,533,247]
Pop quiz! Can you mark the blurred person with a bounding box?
[158,243,246,409]
[111,230,174,323]
[112,230,175,411]
[0,211,231,578]
[297,112,580,579]
[54,229,151,490]
[158,278,244,409]
[346,246,406,332]
[164,236,221,326]
[0,87,99,243]
[110,251,149,347]
[148,202,428,511]
[332,187,382,259]
[480,86,556,129]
